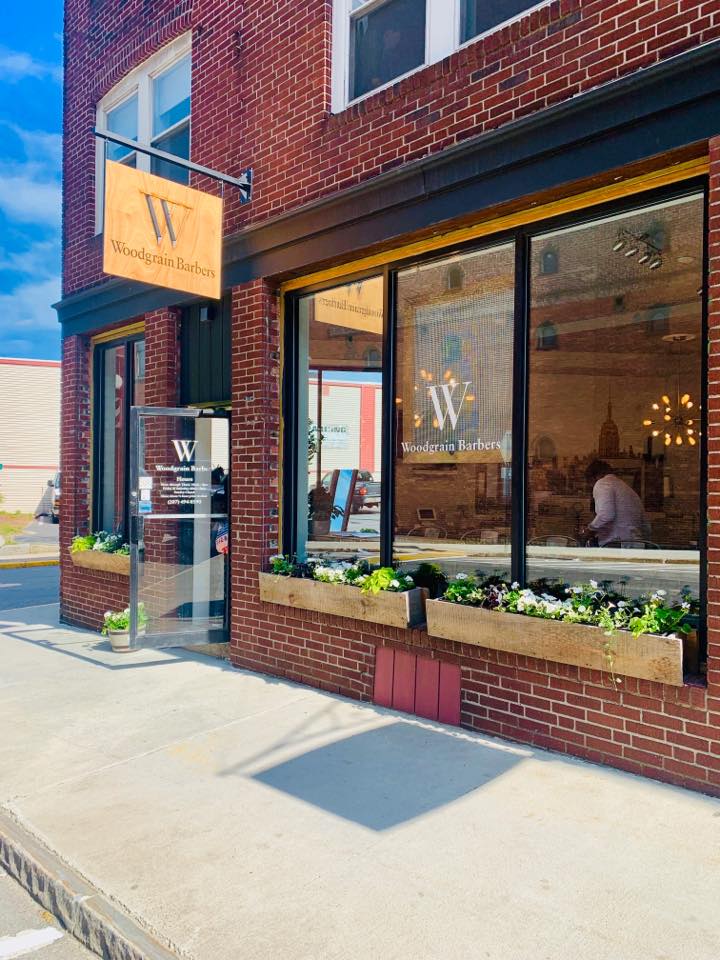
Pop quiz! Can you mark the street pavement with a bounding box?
[0,603,719,960]
[0,568,58,610]
[0,869,92,958]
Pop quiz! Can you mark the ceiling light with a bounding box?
[637,250,651,265]
[624,245,639,257]
[649,256,663,270]
[613,237,626,252]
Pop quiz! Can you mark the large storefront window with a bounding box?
[526,195,703,601]
[95,336,145,535]
[394,244,515,579]
[295,277,384,564]
[285,186,705,624]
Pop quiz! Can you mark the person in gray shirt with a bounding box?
[582,460,650,547]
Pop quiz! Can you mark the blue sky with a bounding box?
[0,3,63,360]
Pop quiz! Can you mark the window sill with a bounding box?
[258,572,426,629]
[425,600,688,687]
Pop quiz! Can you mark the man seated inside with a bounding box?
[581,460,650,547]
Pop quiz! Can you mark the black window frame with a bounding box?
[282,178,708,662]
[92,331,145,540]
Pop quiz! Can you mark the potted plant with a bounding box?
[70,531,131,575]
[426,576,694,687]
[101,603,147,653]
[259,556,427,629]
[307,485,342,537]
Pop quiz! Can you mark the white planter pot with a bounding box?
[107,628,132,653]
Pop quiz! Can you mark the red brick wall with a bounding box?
[60,333,130,629]
[63,0,720,296]
[61,1,720,793]
[59,308,180,630]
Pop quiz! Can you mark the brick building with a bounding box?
[58,0,720,795]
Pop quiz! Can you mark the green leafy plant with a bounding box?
[269,554,297,576]
[71,531,129,555]
[409,562,448,599]
[101,603,147,635]
[359,566,415,594]
[70,534,97,553]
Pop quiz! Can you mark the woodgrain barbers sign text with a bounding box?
[103,160,222,299]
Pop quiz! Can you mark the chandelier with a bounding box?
[642,388,697,447]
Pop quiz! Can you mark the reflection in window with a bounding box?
[527,194,703,602]
[296,277,384,563]
[394,244,515,580]
[151,54,191,184]
[350,0,426,101]
[460,0,538,44]
[96,338,145,536]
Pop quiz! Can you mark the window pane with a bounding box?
[394,244,515,581]
[151,124,190,183]
[133,340,146,405]
[460,0,536,43]
[106,94,137,162]
[99,344,127,532]
[526,194,704,604]
[296,277,384,564]
[153,55,191,135]
[350,0,426,101]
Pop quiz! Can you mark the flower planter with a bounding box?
[425,601,685,687]
[106,628,132,653]
[70,549,130,576]
[259,572,426,629]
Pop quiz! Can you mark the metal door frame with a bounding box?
[128,405,230,648]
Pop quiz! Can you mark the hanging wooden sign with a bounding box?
[103,160,222,299]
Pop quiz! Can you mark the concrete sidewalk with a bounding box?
[1,604,719,960]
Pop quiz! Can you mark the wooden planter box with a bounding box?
[69,549,130,576]
[425,600,685,687]
[258,572,426,629]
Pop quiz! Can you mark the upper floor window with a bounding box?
[95,34,191,230]
[333,0,545,111]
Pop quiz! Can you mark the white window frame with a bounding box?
[331,0,552,114]
[95,32,192,233]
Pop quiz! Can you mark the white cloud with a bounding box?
[0,166,61,227]
[10,127,63,167]
[0,275,61,336]
[0,238,60,275]
[0,47,62,85]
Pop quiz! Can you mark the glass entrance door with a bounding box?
[128,406,229,648]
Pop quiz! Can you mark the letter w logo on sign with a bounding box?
[427,382,472,430]
[144,194,190,247]
[172,439,197,463]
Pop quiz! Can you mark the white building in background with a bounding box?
[0,358,60,514]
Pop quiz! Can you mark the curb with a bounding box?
[0,810,182,960]
[0,559,59,569]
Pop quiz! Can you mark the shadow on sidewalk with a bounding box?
[249,720,523,830]
[0,603,194,672]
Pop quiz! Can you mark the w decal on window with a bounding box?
[171,439,197,463]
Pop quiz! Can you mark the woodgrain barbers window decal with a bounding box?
[103,159,222,299]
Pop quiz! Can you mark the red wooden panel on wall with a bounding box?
[415,657,440,720]
[374,646,394,707]
[392,649,417,714]
[438,662,462,725]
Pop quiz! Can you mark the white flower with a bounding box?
[456,573,468,581]
[578,605,587,613]
[617,601,626,608]
[390,579,400,588]
[572,586,583,595]
[681,601,691,612]
[511,582,520,590]
[589,580,598,589]
[657,589,667,597]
